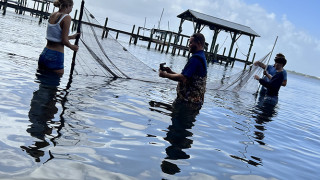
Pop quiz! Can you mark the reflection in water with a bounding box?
[21,70,61,162]
[230,94,278,166]
[150,99,200,175]
[253,94,278,145]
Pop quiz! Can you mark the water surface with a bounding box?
[1,12,320,180]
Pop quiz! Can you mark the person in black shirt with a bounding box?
[254,56,287,105]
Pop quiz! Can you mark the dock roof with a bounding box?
[177,9,260,37]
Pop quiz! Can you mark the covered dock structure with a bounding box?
[174,9,260,68]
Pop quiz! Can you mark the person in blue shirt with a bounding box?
[254,53,287,96]
[159,33,207,108]
[254,56,287,105]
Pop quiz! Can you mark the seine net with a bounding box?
[73,7,167,83]
[206,52,271,93]
[73,6,271,93]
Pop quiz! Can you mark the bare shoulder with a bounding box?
[62,14,71,23]
[48,12,59,23]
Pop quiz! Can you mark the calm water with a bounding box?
[1,12,320,180]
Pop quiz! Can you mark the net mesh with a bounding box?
[73,7,270,93]
[74,7,165,83]
[206,53,271,93]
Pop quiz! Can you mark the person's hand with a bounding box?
[71,45,79,52]
[159,70,167,78]
[253,61,259,66]
[163,67,173,74]
[263,70,268,76]
[254,75,260,80]
[70,33,81,40]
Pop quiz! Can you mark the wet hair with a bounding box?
[53,0,73,8]
[275,57,287,67]
[191,33,205,47]
[274,53,286,67]
[276,53,285,59]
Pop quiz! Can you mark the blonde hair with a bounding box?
[53,0,73,8]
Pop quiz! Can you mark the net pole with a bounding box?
[256,36,278,94]
[69,0,85,78]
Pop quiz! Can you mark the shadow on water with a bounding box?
[150,99,201,175]
[20,70,62,163]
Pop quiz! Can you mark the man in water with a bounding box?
[254,53,288,96]
[254,56,287,105]
[159,33,207,109]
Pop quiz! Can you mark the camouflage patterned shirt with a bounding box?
[176,50,207,105]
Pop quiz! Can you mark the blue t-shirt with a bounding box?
[259,71,284,97]
[264,65,287,81]
[181,50,207,78]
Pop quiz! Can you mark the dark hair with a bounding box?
[275,57,287,67]
[276,53,285,59]
[53,0,73,8]
[191,33,205,47]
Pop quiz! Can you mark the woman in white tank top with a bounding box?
[38,0,79,75]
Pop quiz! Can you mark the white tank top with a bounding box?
[46,14,68,42]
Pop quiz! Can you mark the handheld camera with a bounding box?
[159,63,166,71]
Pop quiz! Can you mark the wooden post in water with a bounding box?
[210,28,220,53]
[183,38,189,57]
[18,0,24,15]
[147,29,154,49]
[129,25,135,44]
[70,0,84,80]
[31,0,36,16]
[71,9,78,31]
[39,0,45,23]
[214,44,219,62]
[221,47,226,64]
[178,36,183,55]
[158,32,163,51]
[161,32,167,53]
[134,27,140,45]
[226,32,238,67]
[116,32,119,39]
[249,52,256,71]
[155,35,160,50]
[102,17,109,39]
[2,0,8,15]
[36,1,40,17]
[166,32,173,54]
[231,48,238,68]
[244,36,255,70]
[172,19,184,55]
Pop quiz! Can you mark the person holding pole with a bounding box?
[254,56,287,105]
[253,53,287,96]
[38,0,79,76]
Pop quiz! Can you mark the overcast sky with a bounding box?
[73,0,320,77]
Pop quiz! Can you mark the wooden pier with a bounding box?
[1,1,258,68]
[0,0,54,23]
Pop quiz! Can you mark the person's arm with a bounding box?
[263,70,272,80]
[253,61,267,69]
[163,67,176,74]
[159,70,187,83]
[68,33,80,40]
[281,70,287,86]
[255,73,282,89]
[61,15,78,51]
[282,80,287,86]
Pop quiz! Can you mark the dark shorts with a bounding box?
[38,48,64,70]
